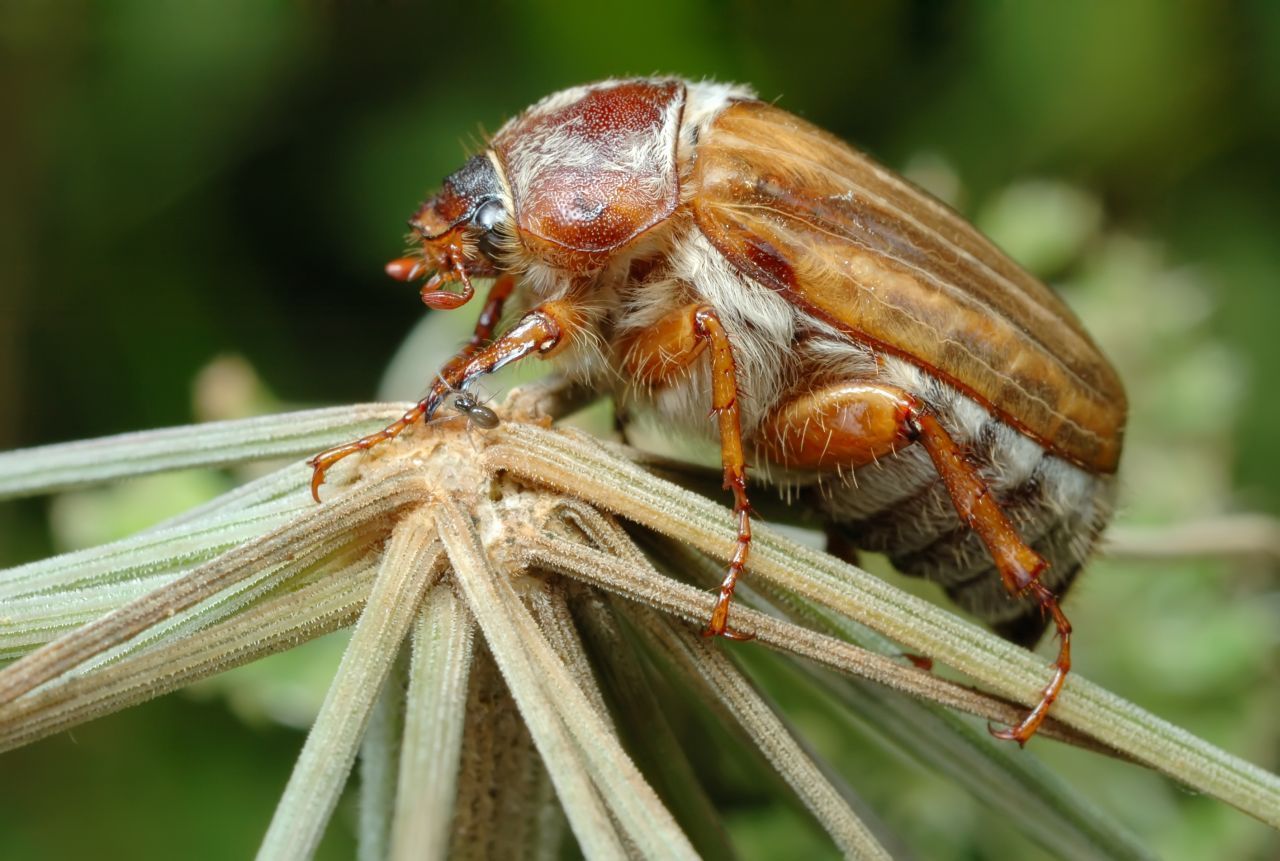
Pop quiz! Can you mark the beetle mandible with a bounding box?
[309,78,1127,745]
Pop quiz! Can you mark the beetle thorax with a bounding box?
[486,79,754,294]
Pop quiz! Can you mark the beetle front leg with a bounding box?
[622,304,754,640]
[760,381,1066,744]
[307,296,575,501]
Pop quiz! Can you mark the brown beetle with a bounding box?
[310,78,1126,744]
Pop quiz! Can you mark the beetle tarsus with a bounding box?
[307,407,429,501]
[989,580,1072,745]
[704,595,753,642]
[703,506,755,642]
[309,294,567,502]
[308,276,525,501]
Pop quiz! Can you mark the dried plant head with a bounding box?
[0,377,1275,859]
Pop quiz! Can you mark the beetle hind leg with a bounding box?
[908,410,1069,745]
[989,580,1071,745]
[762,381,1070,744]
[988,559,1083,648]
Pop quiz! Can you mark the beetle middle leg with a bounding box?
[760,381,1069,744]
[621,303,754,640]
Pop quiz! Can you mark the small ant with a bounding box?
[435,375,500,431]
[448,391,500,430]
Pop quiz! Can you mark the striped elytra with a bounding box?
[692,100,1126,474]
[682,95,1125,643]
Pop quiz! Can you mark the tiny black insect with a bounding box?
[449,392,500,430]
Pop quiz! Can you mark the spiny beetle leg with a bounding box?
[308,411,427,501]
[622,303,755,640]
[466,275,516,353]
[756,378,1068,743]
[909,410,1068,745]
[988,579,1071,745]
[307,300,568,501]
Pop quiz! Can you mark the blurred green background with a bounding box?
[1,1,1277,858]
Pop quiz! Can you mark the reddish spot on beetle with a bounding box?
[308,78,1126,745]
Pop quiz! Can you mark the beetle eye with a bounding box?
[473,198,505,233]
[472,198,506,259]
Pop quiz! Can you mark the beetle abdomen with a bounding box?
[815,357,1115,645]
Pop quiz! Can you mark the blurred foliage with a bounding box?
[1,1,1277,858]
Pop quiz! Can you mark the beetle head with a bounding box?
[387,154,509,310]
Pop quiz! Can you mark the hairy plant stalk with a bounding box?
[0,470,426,705]
[388,582,475,860]
[258,515,443,859]
[0,560,378,751]
[573,592,739,859]
[636,607,892,860]
[519,507,1088,747]
[440,496,701,860]
[0,397,1275,859]
[651,534,1151,860]
[0,499,303,601]
[0,405,407,499]
[483,421,1280,827]
[358,642,409,861]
